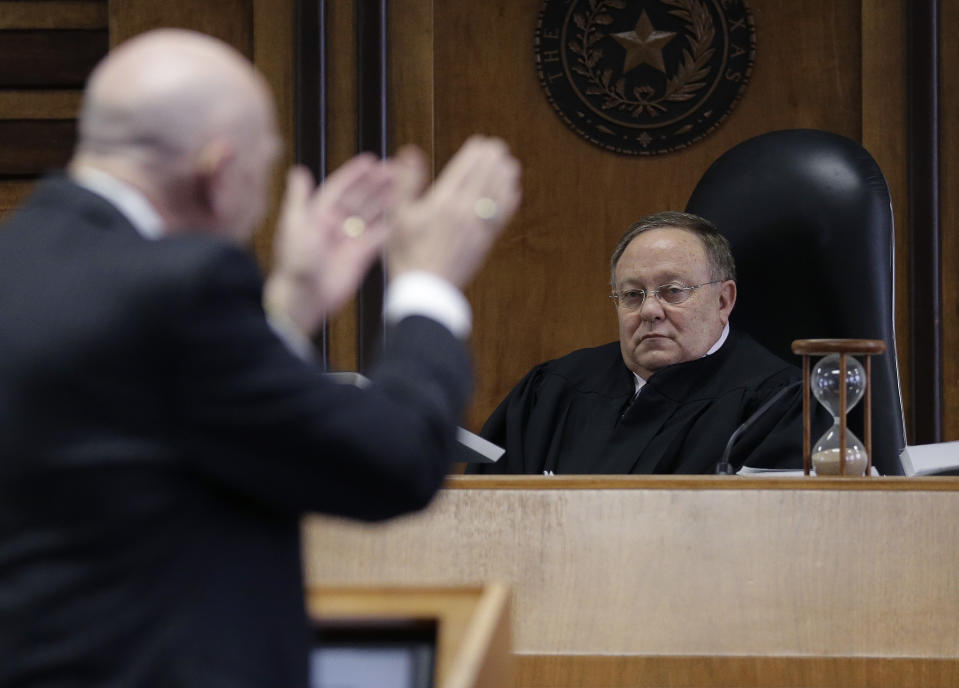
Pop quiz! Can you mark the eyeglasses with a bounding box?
[609,280,722,310]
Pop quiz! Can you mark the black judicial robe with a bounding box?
[471,329,821,474]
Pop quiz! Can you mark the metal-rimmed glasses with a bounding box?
[609,280,722,310]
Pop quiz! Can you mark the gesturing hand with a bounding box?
[265,154,394,335]
[265,137,522,337]
[388,136,522,288]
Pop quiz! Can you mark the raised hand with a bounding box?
[265,154,394,334]
[388,136,522,288]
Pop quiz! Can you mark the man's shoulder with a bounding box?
[529,341,630,396]
[646,328,799,402]
[704,327,802,393]
[154,234,259,278]
[724,329,798,377]
[545,340,622,367]
[2,176,262,314]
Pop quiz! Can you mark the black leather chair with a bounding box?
[686,129,906,475]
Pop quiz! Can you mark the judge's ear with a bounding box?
[718,279,736,324]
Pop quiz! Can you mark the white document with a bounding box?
[325,372,503,464]
[737,465,881,477]
[899,441,959,476]
[454,427,504,464]
[736,466,807,477]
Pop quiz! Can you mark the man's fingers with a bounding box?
[317,153,378,199]
[278,165,314,230]
[433,137,520,232]
[430,136,500,197]
[310,154,395,227]
[483,155,522,230]
[390,145,428,208]
[332,165,394,222]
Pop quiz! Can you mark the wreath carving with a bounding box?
[569,0,715,118]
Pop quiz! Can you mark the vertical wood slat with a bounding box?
[860,0,910,442]
[355,0,387,373]
[387,0,434,158]
[252,0,295,270]
[907,0,942,444]
[323,1,360,373]
[292,0,329,364]
[941,0,959,440]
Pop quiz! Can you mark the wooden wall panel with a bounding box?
[251,0,294,268]
[942,0,959,440]
[0,1,106,29]
[0,91,82,118]
[0,1,108,219]
[0,120,76,175]
[388,0,435,159]
[418,0,869,429]
[108,0,252,54]
[325,1,361,373]
[0,30,107,85]
[0,0,293,252]
[0,181,33,219]
[861,0,909,441]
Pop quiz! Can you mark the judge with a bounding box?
[471,211,824,475]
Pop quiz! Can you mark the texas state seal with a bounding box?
[535,0,755,155]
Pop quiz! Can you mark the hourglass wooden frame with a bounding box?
[791,339,886,476]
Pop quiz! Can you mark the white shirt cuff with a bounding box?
[384,271,472,339]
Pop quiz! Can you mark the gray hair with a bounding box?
[609,211,736,286]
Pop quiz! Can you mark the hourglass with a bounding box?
[791,339,886,476]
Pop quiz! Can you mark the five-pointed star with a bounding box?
[612,11,676,74]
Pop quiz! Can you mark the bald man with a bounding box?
[0,30,519,686]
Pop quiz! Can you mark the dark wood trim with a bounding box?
[0,29,108,87]
[294,0,329,365]
[515,654,959,688]
[907,0,942,443]
[0,119,77,177]
[355,0,387,373]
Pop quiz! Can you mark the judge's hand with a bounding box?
[264,153,394,335]
[388,136,521,288]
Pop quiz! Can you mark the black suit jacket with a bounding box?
[0,177,472,687]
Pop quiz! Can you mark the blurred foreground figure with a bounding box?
[0,29,519,687]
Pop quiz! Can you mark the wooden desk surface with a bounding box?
[444,474,959,491]
[303,476,959,686]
